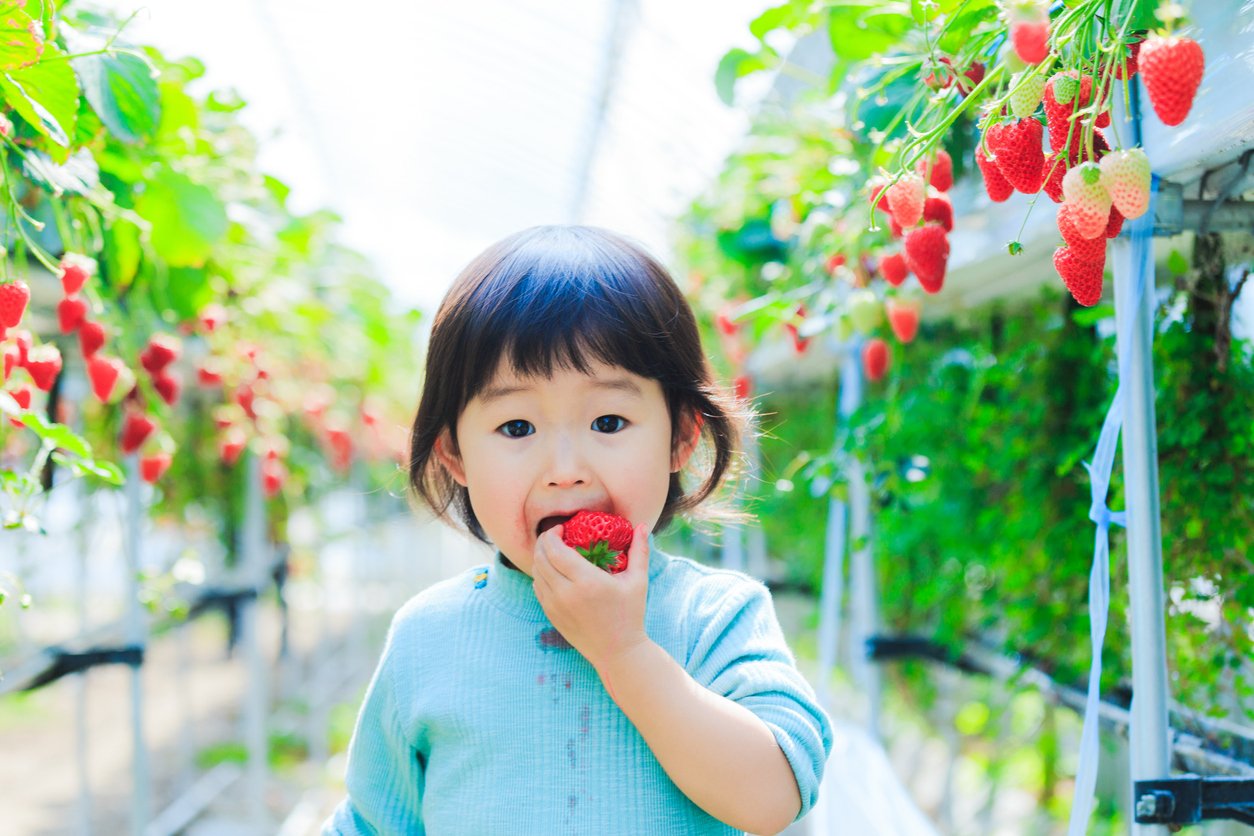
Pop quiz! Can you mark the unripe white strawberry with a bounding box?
[1009,71,1047,118]
[1098,148,1151,220]
[1062,162,1112,239]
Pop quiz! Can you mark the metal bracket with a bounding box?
[21,644,144,692]
[1154,150,1254,236]
[865,634,986,676]
[1134,776,1254,826]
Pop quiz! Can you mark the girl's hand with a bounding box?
[531,522,652,673]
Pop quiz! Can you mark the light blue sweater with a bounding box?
[323,544,833,835]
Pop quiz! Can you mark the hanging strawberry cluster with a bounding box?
[974,1,1204,306]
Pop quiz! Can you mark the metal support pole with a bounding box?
[239,451,269,831]
[1111,206,1171,836]
[74,481,93,836]
[816,345,861,704]
[123,456,150,836]
[849,440,881,740]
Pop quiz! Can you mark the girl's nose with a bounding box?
[544,434,588,487]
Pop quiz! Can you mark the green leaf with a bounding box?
[76,50,161,143]
[715,48,771,106]
[162,265,212,321]
[936,1,999,54]
[52,451,125,485]
[105,216,141,288]
[1167,249,1189,275]
[828,3,913,62]
[22,148,100,195]
[19,412,92,457]
[134,167,227,267]
[0,42,80,156]
[0,2,43,71]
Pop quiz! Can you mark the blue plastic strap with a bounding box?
[1067,174,1159,836]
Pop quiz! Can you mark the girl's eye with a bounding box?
[592,415,627,434]
[497,419,534,438]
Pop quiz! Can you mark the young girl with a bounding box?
[323,225,833,835]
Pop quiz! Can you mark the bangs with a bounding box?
[455,230,678,403]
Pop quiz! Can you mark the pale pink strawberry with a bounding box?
[1099,148,1150,219]
[1062,162,1112,239]
[886,173,926,227]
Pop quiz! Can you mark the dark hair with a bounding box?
[408,225,745,543]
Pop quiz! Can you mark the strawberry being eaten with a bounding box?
[559,510,633,574]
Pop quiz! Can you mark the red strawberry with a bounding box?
[58,254,95,296]
[1104,205,1125,239]
[880,252,910,287]
[904,225,950,294]
[120,412,157,455]
[825,253,846,274]
[784,304,809,355]
[915,149,954,192]
[7,383,32,427]
[2,343,18,382]
[139,452,172,484]
[1115,38,1142,80]
[236,386,257,419]
[24,345,62,391]
[220,428,247,466]
[976,145,1014,202]
[197,361,223,387]
[715,306,738,336]
[141,334,181,374]
[885,300,920,344]
[262,457,287,498]
[153,371,181,406]
[733,374,752,401]
[1053,246,1105,307]
[57,295,88,334]
[199,303,228,333]
[887,173,926,227]
[992,118,1045,194]
[79,320,106,357]
[561,510,634,574]
[889,213,904,239]
[9,329,30,365]
[1057,205,1109,263]
[868,179,889,221]
[1011,20,1050,64]
[0,280,30,328]
[923,196,953,232]
[87,355,124,402]
[861,338,890,381]
[1044,72,1094,152]
[1139,34,1204,126]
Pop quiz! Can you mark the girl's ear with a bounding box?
[671,410,704,473]
[433,430,468,486]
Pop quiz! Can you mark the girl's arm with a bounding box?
[596,637,805,835]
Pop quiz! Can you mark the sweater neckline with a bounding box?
[482,536,667,622]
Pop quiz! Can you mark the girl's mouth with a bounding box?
[536,514,574,536]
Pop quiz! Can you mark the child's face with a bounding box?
[436,359,696,575]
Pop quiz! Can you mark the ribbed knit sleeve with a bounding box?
[322,631,426,835]
[685,578,834,823]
